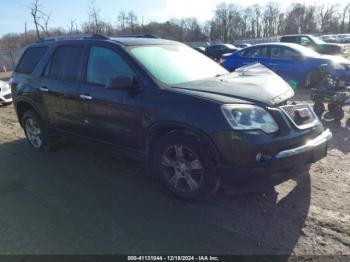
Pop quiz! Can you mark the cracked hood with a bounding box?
[171,63,295,106]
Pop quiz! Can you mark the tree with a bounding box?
[318,4,340,33]
[30,0,50,39]
[126,11,138,33]
[118,11,127,32]
[341,3,350,33]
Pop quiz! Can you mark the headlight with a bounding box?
[1,82,10,93]
[221,104,279,134]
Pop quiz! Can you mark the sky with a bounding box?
[0,0,347,36]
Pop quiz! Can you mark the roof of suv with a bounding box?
[281,34,311,38]
[34,34,179,47]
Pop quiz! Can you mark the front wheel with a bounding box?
[153,134,219,200]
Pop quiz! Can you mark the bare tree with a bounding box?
[341,3,350,33]
[127,11,138,33]
[38,12,51,36]
[68,20,79,34]
[118,11,127,32]
[318,4,340,33]
[253,4,262,38]
[263,2,281,36]
[29,0,51,39]
[30,0,41,39]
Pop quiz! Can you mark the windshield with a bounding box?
[129,44,228,85]
[225,44,237,49]
[291,44,321,57]
[309,35,325,45]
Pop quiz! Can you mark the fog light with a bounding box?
[256,152,262,162]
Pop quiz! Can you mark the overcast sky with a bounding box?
[0,0,347,36]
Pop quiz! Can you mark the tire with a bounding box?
[22,111,57,152]
[313,102,325,117]
[331,106,344,121]
[153,133,220,200]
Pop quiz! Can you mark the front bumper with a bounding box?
[0,89,13,105]
[216,129,332,186]
[275,129,332,159]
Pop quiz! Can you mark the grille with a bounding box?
[280,104,319,129]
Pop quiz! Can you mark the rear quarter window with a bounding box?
[15,46,48,74]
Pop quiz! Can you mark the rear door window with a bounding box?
[15,46,48,74]
[49,46,83,81]
[270,47,300,59]
[240,47,267,58]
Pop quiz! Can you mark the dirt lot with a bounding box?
[0,89,349,256]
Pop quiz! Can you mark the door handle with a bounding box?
[80,94,92,100]
[39,87,49,92]
[269,63,278,66]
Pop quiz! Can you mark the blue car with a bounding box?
[221,43,350,88]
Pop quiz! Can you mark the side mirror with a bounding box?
[106,75,137,90]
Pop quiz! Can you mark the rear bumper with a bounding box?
[217,129,332,186]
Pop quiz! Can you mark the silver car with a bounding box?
[0,80,12,105]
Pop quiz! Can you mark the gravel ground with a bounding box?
[0,89,349,256]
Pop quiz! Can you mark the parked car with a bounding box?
[205,44,240,60]
[341,36,350,43]
[11,34,332,200]
[193,46,205,54]
[337,34,350,43]
[0,80,12,105]
[321,35,339,43]
[221,43,350,88]
[280,34,344,55]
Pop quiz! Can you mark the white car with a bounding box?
[0,80,12,105]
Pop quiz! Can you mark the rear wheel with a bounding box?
[22,111,59,151]
[153,134,219,200]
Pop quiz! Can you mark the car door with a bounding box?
[242,46,269,66]
[231,46,266,69]
[268,46,305,86]
[39,44,85,133]
[78,45,146,150]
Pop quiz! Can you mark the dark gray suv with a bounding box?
[11,34,332,200]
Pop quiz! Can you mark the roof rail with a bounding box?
[37,34,109,43]
[112,34,159,39]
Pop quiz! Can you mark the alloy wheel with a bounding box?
[25,118,43,148]
[161,144,204,193]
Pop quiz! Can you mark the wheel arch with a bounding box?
[147,122,221,165]
[15,99,42,127]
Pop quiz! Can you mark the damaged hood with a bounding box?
[171,63,294,106]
